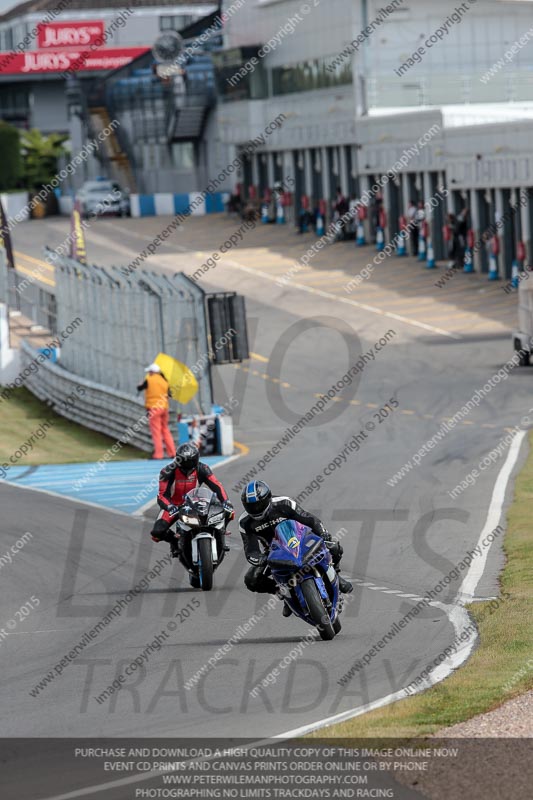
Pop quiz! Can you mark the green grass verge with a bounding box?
[0,387,147,466]
[311,432,533,739]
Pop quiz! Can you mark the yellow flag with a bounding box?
[153,353,199,403]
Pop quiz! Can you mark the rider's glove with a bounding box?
[151,535,161,543]
[326,540,343,562]
[248,553,267,567]
[320,526,332,541]
[167,504,179,517]
[223,500,235,520]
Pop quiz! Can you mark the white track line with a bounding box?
[276,602,473,739]
[0,452,242,519]
[36,737,274,800]
[77,225,459,340]
[35,603,475,800]
[30,432,528,799]
[0,480,132,519]
[275,428,528,738]
[458,429,528,602]
[223,257,461,340]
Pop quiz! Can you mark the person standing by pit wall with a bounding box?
[407,200,418,256]
[137,363,176,460]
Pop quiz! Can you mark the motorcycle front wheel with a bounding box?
[198,538,214,591]
[301,580,335,640]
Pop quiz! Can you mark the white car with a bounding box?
[75,180,130,218]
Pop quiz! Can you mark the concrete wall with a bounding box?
[216,85,355,149]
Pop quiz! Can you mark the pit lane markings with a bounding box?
[14,251,56,288]
[221,256,461,339]
[14,250,55,273]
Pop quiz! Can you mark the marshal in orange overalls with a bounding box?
[138,368,176,459]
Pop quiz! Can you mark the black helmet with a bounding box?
[241,480,272,519]
[175,443,199,476]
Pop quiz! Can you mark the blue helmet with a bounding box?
[241,480,272,519]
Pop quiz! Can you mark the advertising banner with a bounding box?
[0,46,149,74]
[37,21,105,49]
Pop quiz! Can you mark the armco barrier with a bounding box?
[20,340,153,451]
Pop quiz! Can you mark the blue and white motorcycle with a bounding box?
[267,519,342,641]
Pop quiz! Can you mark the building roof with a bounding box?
[0,0,218,24]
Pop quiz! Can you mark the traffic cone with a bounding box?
[488,251,499,280]
[426,239,436,268]
[261,204,269,224]
[356,221,366,246]
[512,260,520,289]
[418,232,426,261]
[276,199,285,224]
[316,213,324,237]
[376,226,385,252]
[397,231,407,256]
[463,247,473,273]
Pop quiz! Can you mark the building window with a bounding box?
[160,15,195,32]
[0,85,30,117]
[160,16,176,30]
[171,142,194,170]
[213,48,268,102]
[5,28,14,50]
[272,55,352,96]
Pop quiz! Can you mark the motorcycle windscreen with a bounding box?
[184,486,223,524]
[268,519,309,566]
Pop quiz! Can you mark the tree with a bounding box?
[20,129,69,190]
[0,122,22,191]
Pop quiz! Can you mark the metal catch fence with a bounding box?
[45,250,213,415]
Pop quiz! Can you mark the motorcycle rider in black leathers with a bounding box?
[239,480,352,616]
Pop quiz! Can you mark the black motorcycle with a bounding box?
[173,486,230,590]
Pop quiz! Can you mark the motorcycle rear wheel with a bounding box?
[301,580,335,640]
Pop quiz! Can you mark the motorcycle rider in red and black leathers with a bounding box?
[150,444,234,567]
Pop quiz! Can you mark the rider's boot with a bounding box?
[189,570,201,588]
[282,602,292,617]
[337,571,353,594]
[170,540,180,559]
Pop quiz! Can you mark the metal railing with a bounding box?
[46,251,213,415]
[368,71,533,109]
[2,246,216,451]
[0,248,8,305]
[0,249,57,331]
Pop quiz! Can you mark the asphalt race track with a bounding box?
[1,217,531,794]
